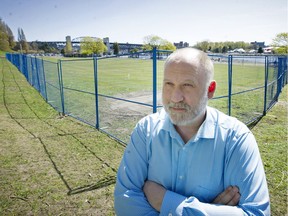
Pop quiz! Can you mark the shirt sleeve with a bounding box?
[160,190,244,216]
[159,130,270,216]
[114,121,159,216]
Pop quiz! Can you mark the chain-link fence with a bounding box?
[6,50,287,145]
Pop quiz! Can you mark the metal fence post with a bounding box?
[277,57,283,98]
[34,57,41,92]
[263,56,268,115]
[58,60,65,114]
[41,58,48,102]
[93,57,100,129]
[152,47,157,113]
[228,55,233,116]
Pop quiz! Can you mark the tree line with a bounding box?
[193,36,288,54]
[0,17,287,55]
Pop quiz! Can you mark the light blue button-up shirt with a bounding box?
[114,107,270,215]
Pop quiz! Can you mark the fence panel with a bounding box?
[97,54,154,143]
[35,58,47,100]
[43,60,63,112]
[60,59,97,127]
[230,56,266,124]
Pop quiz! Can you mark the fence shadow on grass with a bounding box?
[40,135,118,195]
[67,176,116,195]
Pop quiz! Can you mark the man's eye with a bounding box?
[184,83,193,87]
[165,82,173,86]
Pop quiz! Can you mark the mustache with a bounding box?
[166,102,191,110]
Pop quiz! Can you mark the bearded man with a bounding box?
[114,48,270,216]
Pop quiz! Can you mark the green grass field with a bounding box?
[0,55,287,215]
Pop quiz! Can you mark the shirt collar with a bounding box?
[159,107,216,139]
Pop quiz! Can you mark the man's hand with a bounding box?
[212,186,241,206]
[143,180,167,212]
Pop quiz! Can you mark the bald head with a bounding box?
[164,48,214,88]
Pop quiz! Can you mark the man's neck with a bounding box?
[175,110,206,144]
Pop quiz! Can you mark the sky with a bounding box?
[0,0,287,46]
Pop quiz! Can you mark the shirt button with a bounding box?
[168,213,173,216]
[179,175,183,180]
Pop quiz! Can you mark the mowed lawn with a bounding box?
[1,55,287,215]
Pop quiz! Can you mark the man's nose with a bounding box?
[171,88,184,103]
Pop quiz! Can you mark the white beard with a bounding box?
[163,94,208,126]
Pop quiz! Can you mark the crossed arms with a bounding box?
[143,181,240,212]
[114,119,270,215]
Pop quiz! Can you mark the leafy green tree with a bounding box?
[95,38,107,55]
[194,40,210,52]
[143,35,176,51]
[143,35,162,50]
[80,37,107,55]
[195,40,250,53]
[272,32,288,54]
[80,37,95,55]
[0,27,9,51]
[113,42,119,55]
[130,48,139,53]
[38,42,57,53]
[159,40,176,51]
[30,41,39,51]
[5,23,15,49]
[0,18,15,51]
[222,46,228,53]
[64,37,73,55]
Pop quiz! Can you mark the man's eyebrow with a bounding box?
[163,79,198,85]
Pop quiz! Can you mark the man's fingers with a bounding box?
[212,186,233,204]
[212,186,240,205]
[227,191,241,206]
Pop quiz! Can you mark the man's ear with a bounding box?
[208,81,216,99]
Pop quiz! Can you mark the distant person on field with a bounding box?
[114,48,270,215]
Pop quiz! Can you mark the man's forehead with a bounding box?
[164,59,199,75]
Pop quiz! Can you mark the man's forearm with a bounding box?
[143,180,240,213]
[143,180,167,211]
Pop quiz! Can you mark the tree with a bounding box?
[64,36,73,55]
[159,40,176,51]
[194,40,210,52]
[5,23,15,49]
[142,35,176,51]
[95,38,107,55]
[18,28,29,53]
[113,42,119,55]
[194,40,250,53]
[0,25,10,51]
[222,46,228,53]
[0,18,15,51]
[80,37,107,56]
[272,32,288,54]
[80,37,95,55]
[258,47,263,54]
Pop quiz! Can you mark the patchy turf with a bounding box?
[0,55,287,215]
[0,57,124,215]
[252,85,287,215]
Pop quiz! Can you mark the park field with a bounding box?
[1,55,285,215]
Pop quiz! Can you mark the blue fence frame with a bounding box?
[6,49,287,145]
